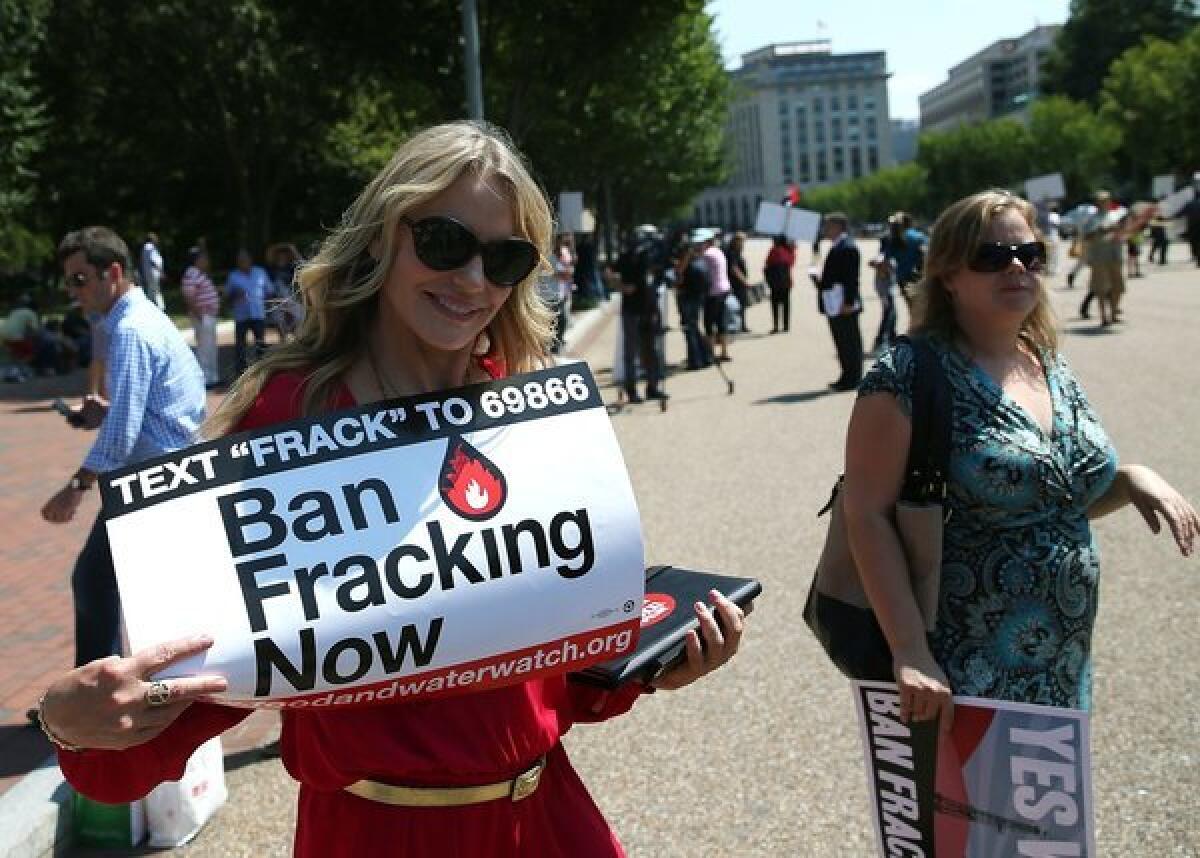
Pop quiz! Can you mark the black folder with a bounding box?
[570,564,762,689]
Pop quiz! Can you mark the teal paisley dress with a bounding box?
[859,337,1118,709]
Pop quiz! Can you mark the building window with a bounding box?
[778,100,788,114]
[815,122,825,144]
[866,116,877,140]
[833,148,844,176]
[864,97,876,111]
[832,118,842,143]
[831,94,841,112]
[799,153,811,183]
[868,146,878,171]
[847,93,858,110]
[813,97,823,114]
[851,148,862,177]
[816,151,827,182]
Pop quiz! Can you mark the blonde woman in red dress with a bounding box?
[36,121,749,857]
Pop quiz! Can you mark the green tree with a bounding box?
[803,164,929,223]
[34,0,457,263]
[28,0,728,270]
[916,120,1034,213]
[1100,25,1200,184]
[0,0,51,272]
[1042,0,1198,103]
[1027,96,1121,199]
[475,1,728,234]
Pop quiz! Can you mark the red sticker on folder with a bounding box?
[642,594,675,627]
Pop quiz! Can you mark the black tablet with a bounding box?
[570,564,761,689]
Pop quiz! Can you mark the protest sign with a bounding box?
[754,201,821,243]
[1024,173,1066,204]
[1157,186,1195,219]
[1152,175,1176,200]
[101,364,645,709]
[853,681,1094,858]
[558,191,585,233]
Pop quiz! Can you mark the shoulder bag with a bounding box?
[802,335,951,681]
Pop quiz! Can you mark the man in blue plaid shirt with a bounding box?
[41,227,206,668]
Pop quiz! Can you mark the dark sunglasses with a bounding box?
[401,215,539,288]
[968,241,1047,273]
[64,270,105,289]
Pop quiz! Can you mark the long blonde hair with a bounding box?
[911,189,1057,353]
[206,121,556,437]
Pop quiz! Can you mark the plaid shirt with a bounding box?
[83,289,207,473]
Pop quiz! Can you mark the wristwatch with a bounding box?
[69,474,93,492]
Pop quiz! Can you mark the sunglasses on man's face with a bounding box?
[968,241,1047,273]
[401,215,539,288]
[64,270,105,289]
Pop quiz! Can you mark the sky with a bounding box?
[705,0,1071,120]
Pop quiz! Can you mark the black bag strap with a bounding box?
[897,334,951,504]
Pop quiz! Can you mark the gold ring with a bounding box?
[144,679,172,707]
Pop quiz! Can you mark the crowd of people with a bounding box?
[11,120,1199,856]
[2,236,306,388]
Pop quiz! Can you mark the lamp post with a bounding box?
[462,0,484,120]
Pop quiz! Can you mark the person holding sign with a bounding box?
[842,189,1197,727]
[37,121,749,858]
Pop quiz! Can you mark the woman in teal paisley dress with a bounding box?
[842,189,1198,728]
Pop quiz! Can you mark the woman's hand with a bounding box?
[651,590,748,691]
[893,646,954,733]
[1125,465,1199,556]
[39,635,228,751]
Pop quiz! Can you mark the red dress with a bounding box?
[59,368,646,857]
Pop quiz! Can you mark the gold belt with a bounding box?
[343,756,547,807]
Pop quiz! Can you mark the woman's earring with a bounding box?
[473,329,492,356]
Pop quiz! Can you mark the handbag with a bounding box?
[802,335,951,681]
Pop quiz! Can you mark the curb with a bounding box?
[0,298,618,858]
[561,296,618,357]
[0,757,71,858]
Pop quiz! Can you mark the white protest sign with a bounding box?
[101,365,644,709]
[754,201,822,243]
[1152,174,1176,200]
[854,682,1094,858]
[754,201,787,235]
[1157,186,1195,219]
[558,191,585,233]
[1024,173,1066,203]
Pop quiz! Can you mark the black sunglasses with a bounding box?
[968,241,1047,273]
[401,215,539,288]
[64,270,106,289]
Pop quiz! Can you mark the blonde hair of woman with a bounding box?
[207,120,557,437]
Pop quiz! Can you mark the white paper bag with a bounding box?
[144,737,228,848]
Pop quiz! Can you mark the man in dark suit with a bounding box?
[815,212,863,391]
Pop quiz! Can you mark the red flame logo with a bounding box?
[439,436,507,521]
